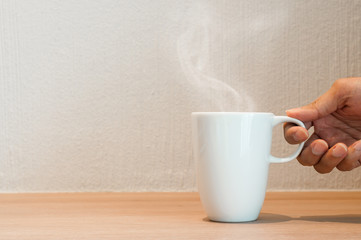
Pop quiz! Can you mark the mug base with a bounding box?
[207,216,258,223]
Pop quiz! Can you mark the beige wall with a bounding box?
[1,0,361,192]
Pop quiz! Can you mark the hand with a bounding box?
[284,77,361,173]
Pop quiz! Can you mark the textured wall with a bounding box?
[0,0,361,192]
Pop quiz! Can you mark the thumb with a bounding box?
[286,86,339,122]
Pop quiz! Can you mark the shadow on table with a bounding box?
[298,214,361,224]
[203,213,361,224]
[202,213,290,224]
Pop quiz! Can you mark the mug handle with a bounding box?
[269,116,306,163]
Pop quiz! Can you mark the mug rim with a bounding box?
[192,112,274,116]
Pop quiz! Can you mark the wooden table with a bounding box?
[0,192,360,239]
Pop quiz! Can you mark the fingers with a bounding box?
[296,138,361,173]
[297,134,329,166]
[313,143,348,174]
[336,141,361,171]
[283,123,309,144]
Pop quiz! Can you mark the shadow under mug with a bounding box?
[192,112,306,222]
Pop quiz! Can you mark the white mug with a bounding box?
[192,112,306,222]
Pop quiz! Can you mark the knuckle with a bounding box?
[332,78,350,99]
[309,100,322,118]
[333,78,347,88]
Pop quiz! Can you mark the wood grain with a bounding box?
[0,192,360,239]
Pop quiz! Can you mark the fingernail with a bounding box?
[311,141,327,156]
[293,133,301,142]
[332,144,347,158]
[353,141,361,151]
[293,129,307,142]
[286,108,298,114]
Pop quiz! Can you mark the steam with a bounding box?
[177,3,256,112]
